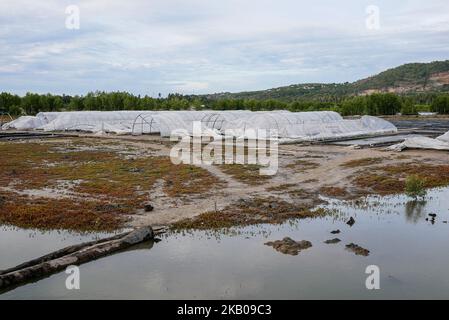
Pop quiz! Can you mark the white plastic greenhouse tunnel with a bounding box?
[2,110,398,142]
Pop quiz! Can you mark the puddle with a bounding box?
[2,187,449,299]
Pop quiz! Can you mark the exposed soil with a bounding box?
[1,131,449,232]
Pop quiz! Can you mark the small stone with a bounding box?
[330,229,341,234]
[428,213,437,218]
[144,204,154,212]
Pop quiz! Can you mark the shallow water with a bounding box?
[1,187,449,299]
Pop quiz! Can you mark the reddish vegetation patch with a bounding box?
[319,186,349,198]
[0,140,223,232]
[266,184,323,201]
[266,183,297,192]
[0,191,125,232]
[352,163,449,195]
[341,157,384,168]
[171,197,329,230]
[353,174,403,195]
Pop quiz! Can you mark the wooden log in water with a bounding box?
[0,226,164,290]
[0,231,133,276]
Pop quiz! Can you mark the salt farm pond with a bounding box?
[2,187,449,299]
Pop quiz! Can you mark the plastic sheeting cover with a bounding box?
[223,114,396,141]
[3,110,397,142]
[388,131,449,151]
[1,116,47,130]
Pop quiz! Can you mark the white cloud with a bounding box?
[0,0,448,95]
[166,81,209,94]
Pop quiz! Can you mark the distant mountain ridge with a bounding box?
[200,60,449,101]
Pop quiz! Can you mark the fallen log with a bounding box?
[0,225,164,290]
[0,231,133,276]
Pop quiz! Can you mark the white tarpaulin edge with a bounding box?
[388,132,449,151]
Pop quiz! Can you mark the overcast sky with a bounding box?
[1,0,449,96]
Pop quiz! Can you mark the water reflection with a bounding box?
[405,200,427,223]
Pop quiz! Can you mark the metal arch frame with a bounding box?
[132,113,157,136]
[200,113,226,131]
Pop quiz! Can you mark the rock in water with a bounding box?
[330,229,341,234]
[265,237,312,256]
[345,243,369,256]
[346,217,355,227]
[324,238,341,244]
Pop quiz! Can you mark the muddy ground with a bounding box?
[1,133,449,232]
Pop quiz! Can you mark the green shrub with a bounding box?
[405,175,427,199]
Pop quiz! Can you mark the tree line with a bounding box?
[1,91,449,116]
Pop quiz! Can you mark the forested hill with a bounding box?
[199,60,449,102]
[2,60,449,117]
